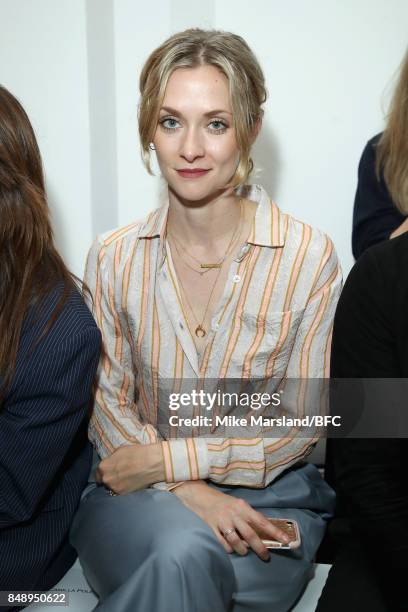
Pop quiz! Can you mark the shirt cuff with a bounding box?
[150,481,185,492]
[161,439,209,482]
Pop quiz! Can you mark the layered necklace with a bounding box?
[168,200,244,338]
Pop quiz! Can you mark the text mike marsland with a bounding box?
[167,414,342,427]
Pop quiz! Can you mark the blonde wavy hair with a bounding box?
[376,48,408,214]
[138,28,266,187]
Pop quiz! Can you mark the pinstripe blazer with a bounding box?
[0,285,101,592]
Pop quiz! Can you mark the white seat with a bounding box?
[26,561,97,611]
[292,564,330,611]
[26,559,330,611]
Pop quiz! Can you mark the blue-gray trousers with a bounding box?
[70,463,334,612]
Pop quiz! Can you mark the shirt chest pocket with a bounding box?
[238,308,305,377]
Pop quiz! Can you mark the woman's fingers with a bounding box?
[213,529,234,554]
[173,484,290,559]
[219,526,248,556]
[251,511,291,544]
[234,517,269,560]
[217,505,292,560]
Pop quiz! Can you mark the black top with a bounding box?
[328,232,408,610]
[352,133,406,259]
[0,286,101,593]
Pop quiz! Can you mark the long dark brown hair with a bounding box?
[0,85,77,399]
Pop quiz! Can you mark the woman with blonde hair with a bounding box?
[352,48,408,258]
[71,28,341,611]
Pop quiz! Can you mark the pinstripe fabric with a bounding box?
[85,184,342,489]
[0,287,101,592]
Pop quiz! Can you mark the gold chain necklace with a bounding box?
[176,261,223,338]
[169,199,243,275]
[168,201,244,338]
[171,238,213,276]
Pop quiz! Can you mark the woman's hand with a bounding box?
[96,443,164,494]
[172,480,291,561]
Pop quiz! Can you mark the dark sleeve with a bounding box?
[329,250,408,609]
[0,325,101,529]
[352,137,405,259]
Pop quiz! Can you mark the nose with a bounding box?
[179,126,205,162]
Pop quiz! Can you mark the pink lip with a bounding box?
[176,169,210,178]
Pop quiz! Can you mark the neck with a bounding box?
[166,187,241,248]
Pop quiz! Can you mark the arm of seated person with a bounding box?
[329,247,408,610]
[0,324,100,528]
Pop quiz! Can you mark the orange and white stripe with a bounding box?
[84,184,342,489]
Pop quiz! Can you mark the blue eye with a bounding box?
[158,116,229,134]
[160,117,180,131]
[210,120,226,130]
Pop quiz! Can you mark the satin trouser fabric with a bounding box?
[70,463,335,612]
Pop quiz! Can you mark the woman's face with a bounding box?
[153,64,239,203]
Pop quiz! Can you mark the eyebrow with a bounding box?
[159,106,232,117]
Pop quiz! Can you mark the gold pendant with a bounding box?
[195,325,206,338]
[200,263,222,269]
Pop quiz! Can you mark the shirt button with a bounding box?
[179,322,184,330]
[214,322,220,330]
[233,274,241,283]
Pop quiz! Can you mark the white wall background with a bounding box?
[1,0,407,277]
[0,0,92,276]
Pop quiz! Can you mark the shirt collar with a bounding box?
[237,184,285,247]
[137,183,285,248]
[138,203,169,240]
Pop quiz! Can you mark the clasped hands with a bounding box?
[96,443,290,561]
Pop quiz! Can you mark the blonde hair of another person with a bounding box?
[377,48,408,214]
[138,28,266,187]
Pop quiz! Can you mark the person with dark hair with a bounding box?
[0,85,101,598]
[352,48,408,259]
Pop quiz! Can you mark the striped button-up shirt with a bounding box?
[85,184,342,489]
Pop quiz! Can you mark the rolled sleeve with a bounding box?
[162,439,209,483]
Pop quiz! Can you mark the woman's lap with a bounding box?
[70,463,334,612]
[71,485,232,594]
[209,462,334,609]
